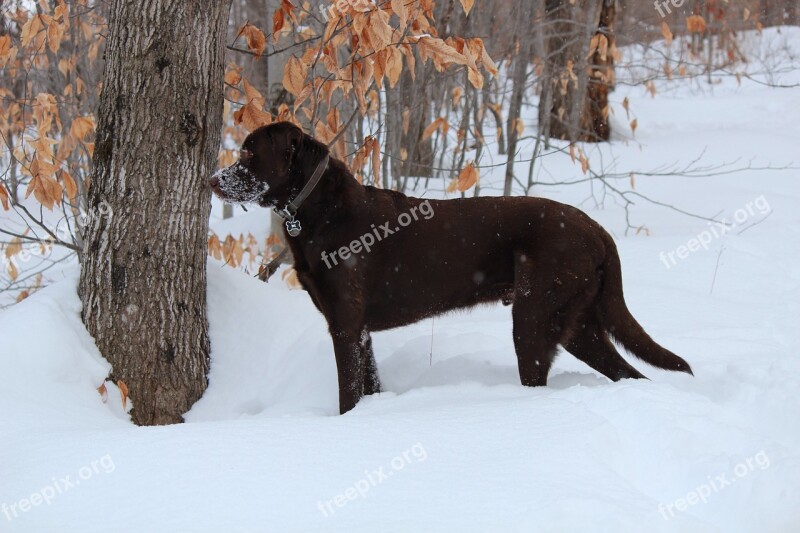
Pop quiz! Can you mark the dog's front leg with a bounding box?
[329,327,366,414]
[361,329,381,396]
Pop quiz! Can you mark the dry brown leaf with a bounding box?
[70,115,94,142]
[417,36,468,68]
[391,0,407,28]
[234,101,272,132]
[422,117,446,140]
[386,46,403,88]
[283,55,307,97]
[54,1,69,21]
[579,151,589,175]
[661,21,673,45]
[369,10,393,49]
[597,35,609,61]
[117,380,129,410]
[241,23,267,57]
[686,15,706,33]
[273,9,286,41]
[293,84,313,113]
[281,0,297,23]
[21,14,44,47]
[5,237,22,260]
[352,137,370,174]
[0,184,9,211]
[7,261,18,282]
[588,34,600,58]
[373,49,387,88]
[456,162,479,191]
[622,96,630,119]
[371,137,381,186]
[630,118,638,136]
[46,18,63,53]
[97,382,108,404]
[224,68,242,86]
[25,169,63,210]
[452,86,463,107]
[400,43,416,79]
[468,67,484,89]
[242,78,265,108]
[219,234,243,267]
[459,0,474,16]
[514,117,524,138]
[60,170,78,200]
[0,35,11,60]
[208,233,222,260]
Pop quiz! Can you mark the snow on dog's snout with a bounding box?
[210,162,265,204]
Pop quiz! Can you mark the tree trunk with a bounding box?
[582,0,615,142]
[79,0,230,426]
[503,0,535,196]
[539,0,611,143]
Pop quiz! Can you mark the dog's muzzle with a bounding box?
[208,163,265,204]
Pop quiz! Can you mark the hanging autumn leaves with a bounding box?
[1,1,103,292]
[223,0,497,185]
[1,2,100,216]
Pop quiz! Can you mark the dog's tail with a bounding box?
[596,235,693,375]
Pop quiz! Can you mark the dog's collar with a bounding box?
[275,153,330,237]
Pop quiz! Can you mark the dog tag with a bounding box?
[285,218,302,237]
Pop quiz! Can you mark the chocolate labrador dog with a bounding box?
[210,121,692,414]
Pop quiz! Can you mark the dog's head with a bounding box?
[209,121,320,206]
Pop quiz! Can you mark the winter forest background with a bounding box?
[1,0,799,531]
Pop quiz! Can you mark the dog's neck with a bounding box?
[261,136,365,234]
[289,135,329,196]
[297,157,364,222]
[259,135,329,210]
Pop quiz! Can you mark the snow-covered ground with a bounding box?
[2,27,799,532]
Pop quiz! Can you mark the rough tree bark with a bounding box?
[582,0,616,141]
[539,0,614,142]
[79,0,231,426]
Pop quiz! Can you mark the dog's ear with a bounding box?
[286,126,303,154]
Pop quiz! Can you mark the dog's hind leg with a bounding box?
[511,258,561,387]
[361,329,381,396]
[562,318,647,381]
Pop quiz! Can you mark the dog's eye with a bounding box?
[240,149,254,163]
